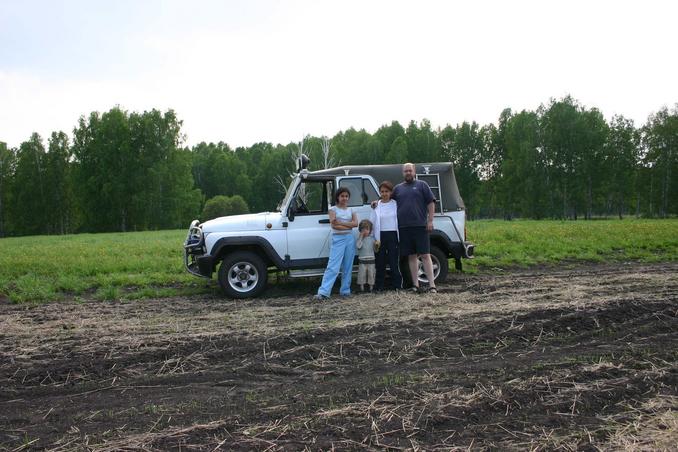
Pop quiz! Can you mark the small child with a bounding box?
[356,219,377,292]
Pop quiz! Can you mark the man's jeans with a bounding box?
[317,233,356,296]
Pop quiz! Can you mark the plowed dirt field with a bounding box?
[1,263,677,450]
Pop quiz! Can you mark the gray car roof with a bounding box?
[308,162,465,211]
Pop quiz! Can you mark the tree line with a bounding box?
[0,96,676,236]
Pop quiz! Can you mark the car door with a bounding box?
[285,179,334,262]
[336,176,380,237]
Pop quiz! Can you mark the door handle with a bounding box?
[318,219,330,224]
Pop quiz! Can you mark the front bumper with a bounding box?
[184,246,213,278]
[184,220,213,278]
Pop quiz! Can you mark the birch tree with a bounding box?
[321,136,336,169]
[642,105,678,217]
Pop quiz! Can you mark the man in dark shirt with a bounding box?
[391,163,437,293]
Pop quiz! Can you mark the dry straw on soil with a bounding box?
[0,263,676,450]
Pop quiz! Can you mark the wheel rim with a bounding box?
[417,254,440,284]
[227,261,259,293]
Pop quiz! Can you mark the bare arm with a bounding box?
[332,212,358,229]
[348,212,359,228]
[331,219,352,230]
[426,201,435,232]
[330,209,356,230]
[329,210,345,231]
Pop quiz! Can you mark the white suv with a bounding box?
[184,158,474,298]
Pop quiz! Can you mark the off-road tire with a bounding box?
[428,245,448,284]
[218,251,268,299]
[400,245,449,288]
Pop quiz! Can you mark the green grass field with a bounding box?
[0,219,676,303]
[0,230,204,303]
[464,219,678,271]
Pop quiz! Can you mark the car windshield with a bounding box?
[276,176,298,212]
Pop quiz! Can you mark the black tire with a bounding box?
[400,257,414,289]
[428,245,449,284]
[399,245,449,287]
[218,251,268,299]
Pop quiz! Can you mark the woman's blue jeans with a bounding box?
[317,233,356,296]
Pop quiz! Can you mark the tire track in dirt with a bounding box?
[0,262,676,450]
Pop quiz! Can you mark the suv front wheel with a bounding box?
[218,251,268,299]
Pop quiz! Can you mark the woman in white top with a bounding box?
[370,181,402,290]
[315,187,358,299]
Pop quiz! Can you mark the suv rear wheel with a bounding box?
[218,251,268,299]
[401,245,449,287]
[418,245,448,285]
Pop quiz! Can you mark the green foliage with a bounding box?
[1,98,677,236]
[479,99,677,219]
[0,141,15,237]
[498,110,547,219]
[441,121,483,218]
[191,141,249,198]
[606,115,640,219]
[0,220,675,303]
[71,107,201,232]
[45,131,77,234]
[201,195,249,221]
[385,135,408,163]
[13,133,50,235]
[641,106,678,218]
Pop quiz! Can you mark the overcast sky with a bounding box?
[1,0,676,149]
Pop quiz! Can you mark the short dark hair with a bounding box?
[359,219,373,232]
[379,180,394,191]
[335,187,351,203]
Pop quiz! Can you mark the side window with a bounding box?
[293,180,328,214]
[338,178,364,207]
[338,177,379,206]
[363,179,379,203]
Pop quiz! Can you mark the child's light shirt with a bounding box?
[331,206,353,234]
